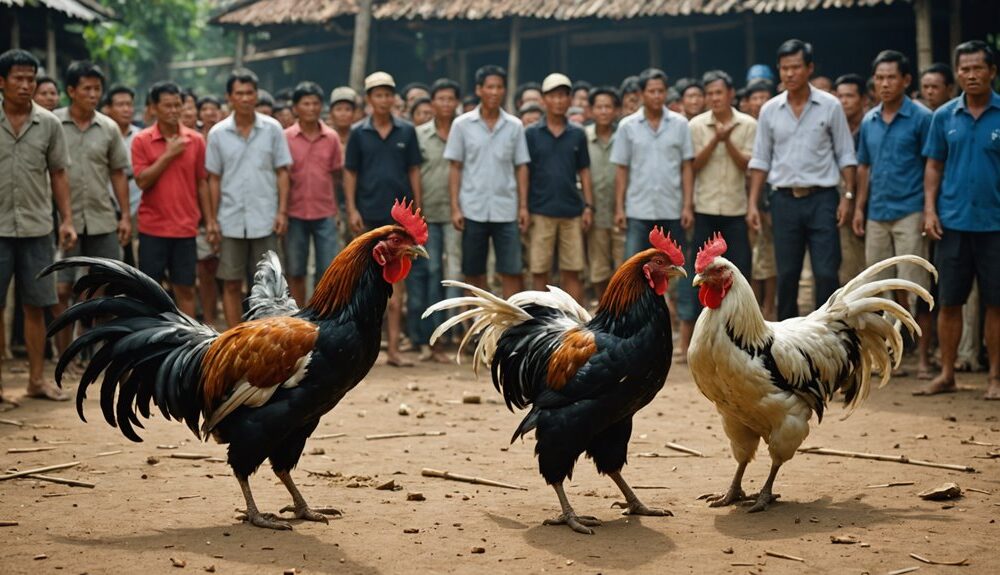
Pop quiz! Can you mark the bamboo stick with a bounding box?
[798,447,975,472]
[312,433,347,440]
[421,468,527,491]
[168,453,210,460]
[0,462,80,481]
[7,447,57,454]
[366,431,445,440]
[22,474,94,488]
[664,442,704,457]
[0,521,18,527]
[764,550,804,562]
[909,553,968,566]
[0,418,24,427]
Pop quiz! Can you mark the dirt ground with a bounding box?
[2,351,998,575]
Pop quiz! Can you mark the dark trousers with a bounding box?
[692,213,752,314]
[771,187,841,320]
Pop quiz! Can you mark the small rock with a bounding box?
[944,415,957,422]
[462,395,481,404]
[146,456,160,465]
[565,559,574,566]
[831,534,858,544]
[407,492,426,502]
[170,557,186,568]
[403,528,419,534]
[376,479,397,491]
[915,434,929,439]
[283,569,297,575]
[919,482,962,501]
[407,383,420,391]
[34,554,48,561]
[204,566,216,573]
[722,547,734,554]
[470,547,485,554]
[309,447,325,455]
[398,404,412,416]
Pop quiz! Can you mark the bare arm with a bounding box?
[408,165,422,210]
[692,135,719,173]
[722,137,750,172]
[196,176,218,247]
[50,169,76,251]
[135,138,184,190]
[614,165,629,229]
[578,166,593,231]
[836,165,856,227]
[680,160,695,230]
[110,169,132,245]
[923,158,944,240]
[746,169,768,232]
[208,172,222,236]
[344,169,364,234]
[516,164,529,232]
[449,161,464,231]
[852,164,870,237]
[273,167,289,236]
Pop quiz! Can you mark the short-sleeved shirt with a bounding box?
[443,106,530,223]
[54,107,129,235]
[525,119,590,218]
[285,122,342,220]
[585,124,616,229]
[689,108,757,216]
[132,123,207,238]
[0,102,69,238]
[416,120,451,223]
[205,113,293,239]
[857,97,932,222]
[749,85,858,188]
[922,91,1000,232]
[610,107,694,220]
[119,123,142,217]
[344,115,422,223]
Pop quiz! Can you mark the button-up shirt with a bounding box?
[132,123,207,238]
[525,120,590,218]
[285,121,342,220]
[585,124,616,229]
[749,85,857,188]
[922,91,1000,232]
[55,107,129,235]
[416,120,451,223]
[857,97,932,222]
[610,107,694,220]
[0,102,69,237]
[689,108,757,216]
[443,106,530,223]
[344,115,422,223]
[205,113,293,239]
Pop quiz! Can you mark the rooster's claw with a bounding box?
[706,489,750,507]
[543,513,602,535]
[744,492,780,513]
[237,510,293,530]
[611,501,673,516]
[279,505,343,523]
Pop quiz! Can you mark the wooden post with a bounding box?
[46,12,58,80]
[349,0,373,94]
[506,16,521,111]
[458,49,468,95]
[744,12,756,70]
[949,0,962,56]
[914,0,932,73]
[234,30,246,68]
[10,8,20,49]
[648,30,661,69]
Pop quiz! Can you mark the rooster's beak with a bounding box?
[691,273,703,286]
[670,265,688,279]
[407,245,430,259]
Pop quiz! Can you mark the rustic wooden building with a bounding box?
[1,0,113,81]
[198,0,994,97]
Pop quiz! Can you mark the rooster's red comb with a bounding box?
[648,227,684,266]
[391,199,428,245]
[695,232,728,274]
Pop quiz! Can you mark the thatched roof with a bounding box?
[213,0,907,27]
[0,0,113,21]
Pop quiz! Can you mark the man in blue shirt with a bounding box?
[852,50,934,379]
[920,40,1000,400]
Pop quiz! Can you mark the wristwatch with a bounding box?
[844,191,854,200]
[584,203,594,211]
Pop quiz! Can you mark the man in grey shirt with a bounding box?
[206,69,292,327]
[748,39,857,320]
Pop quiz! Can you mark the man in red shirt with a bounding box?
[131,81,218,317]
[284,81,343,305]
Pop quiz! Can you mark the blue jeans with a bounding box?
[626,218,697,321]
[406,222,451,346]
[285,216,340,281]
[770,188,841,320]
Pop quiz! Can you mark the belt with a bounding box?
[775,186,835,198]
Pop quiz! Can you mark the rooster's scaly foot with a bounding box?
[280,505,342,523]
[543,513,602,535]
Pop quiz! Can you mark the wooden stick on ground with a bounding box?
[0,462,80,481]
[21,474,95,488]
[0,520,18,526]
[94,450,122,458]
[168,453,211,460]
[909,553,968,566]
[798,447,976,473]
[764,550,805,563]
[664,442,704,457]
[0,418,24,427]
[312,433,347,440]
[421,468,528,491]
[7,447,57,454]
[866,481,916,489]
[366,431,445,441]
[886,567,920,575]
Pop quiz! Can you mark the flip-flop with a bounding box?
[912,385,958,396]
[386,357,414,368]
[25,384,70,401]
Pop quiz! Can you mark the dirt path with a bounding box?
[2,354,998,575]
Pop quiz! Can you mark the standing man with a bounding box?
[834,74,869,285]
[676,78,706,120]
[285,81,343,306]
[132,81,216,318]
[746,79,778,321]
[344,71,423,367]
[412,78,461,364]
[444,65,530,298]
[920,63,955,111]
[851,50,934,380]
[611,67,697,357]
[747,40,857,320]
[525,73,593,302]
[206,68,292,328]
[920,41,1000,400]
[690,70,756,281]
[619,76,641,117]
[585,86,625,301]
[105,85,142,266]
[0,49,77,406]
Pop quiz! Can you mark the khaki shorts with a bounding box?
[865,211,931,293]
[751,213,776,280]
[217,235,278,281]
[586,226,626,284]
[528,214,585,274]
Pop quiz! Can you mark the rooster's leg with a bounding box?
[609,471,673,516]
[706,461,751,507]
[747,463,782,513]
[235,475,292,530]
[275,470,342,523]
[542,482,602,535]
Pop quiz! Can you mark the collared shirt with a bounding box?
[0,102,69,237]
[119,123,142,217]
[922,91,1000,232]
[132,123,207,238]
[205,112,293,239]
[857,97,932,222]
[585,124,616,229]
[344,115,422,223]
[689,108,757,216]
[416,120,451,223]
[285,121,342,220]
[54,107,129,235]
[610,107,694,220]
[525,119,590,218]
[443,106,530,223]
[749,85,858,188]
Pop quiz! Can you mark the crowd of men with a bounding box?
[0,36,997,409]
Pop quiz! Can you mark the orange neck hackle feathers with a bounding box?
[649,226,685,266]
[695,232,728,274]
[597,229,681,316]
[391,199,428,245]
[308,226,397,317]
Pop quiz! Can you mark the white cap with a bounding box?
[329,86,358,105]
[364,71,396,92]
[541,73,572,94]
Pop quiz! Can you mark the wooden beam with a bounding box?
[568,21,740,48]
[914,0,932,73]
[170,39,351,70]
[349,0,373,93]
[46,12,57,80]
[234,30,246,68]
[507,16,521,111]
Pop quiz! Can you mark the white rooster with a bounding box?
[687,233,936,512]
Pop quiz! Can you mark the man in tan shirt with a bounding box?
[0,50,77,406]
[690,70,756,283]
